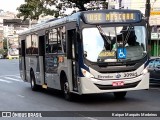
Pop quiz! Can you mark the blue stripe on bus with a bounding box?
[78,43,89,77]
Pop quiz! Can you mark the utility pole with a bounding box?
[145,0,151,29]
[145,0,151,56]
[119,0,122,9]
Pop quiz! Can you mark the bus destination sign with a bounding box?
[82,10,141,24]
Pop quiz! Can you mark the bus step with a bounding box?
[42,84,47,89]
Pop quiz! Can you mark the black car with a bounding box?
[148,58,160,83]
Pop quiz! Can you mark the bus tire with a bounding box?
[62,75,73,101]
[30,71,38,91]
[114,91,127,99]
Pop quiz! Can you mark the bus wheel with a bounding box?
[30,72,38,91]
[63,81,73,101]
[114,92,127,99]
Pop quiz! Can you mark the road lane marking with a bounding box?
[17,95,25,98]
[4,77,22,82]
[14,76,21,78]
[0,79,12,83]
[0,74,20,77]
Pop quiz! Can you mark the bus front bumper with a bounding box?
[78,73,149,94]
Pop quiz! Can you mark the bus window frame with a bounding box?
[45,26,66,55]
[31,33,39,55]
[25,35,32,55]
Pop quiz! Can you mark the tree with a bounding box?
[17,0,108,20]
[17,0,57,20]
[0,38,8,57]
[2,38,7,49]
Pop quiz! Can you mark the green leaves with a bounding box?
[17,0,108,20]
[17,0,54,20]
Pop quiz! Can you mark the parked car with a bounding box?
[148,58,160,83]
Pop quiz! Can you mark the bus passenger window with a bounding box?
[57,43,62,53]
[49,29,57,53]
[61,26,66,53]
[58,27,67,54]
[31,34,38,54]
[26,35,32,55]
[62,39,66,53]
[51,43,57,53]
[45,31,49,53]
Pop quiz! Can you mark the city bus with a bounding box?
[19,9,149,100]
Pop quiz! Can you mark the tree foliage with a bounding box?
[0,38,8,56]
[3,38,7,49]
[17,0,108,20]
[17,0,57,20]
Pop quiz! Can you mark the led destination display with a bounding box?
[82,10,141,24]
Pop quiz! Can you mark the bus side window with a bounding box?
[57,28,62,53]
[47,27,66,54]
[26,35,32,55]
[49,29,57,53]
[61,26,66,53]
[57,26,66,54]
[45,31,49,53]
[31,34,38,55]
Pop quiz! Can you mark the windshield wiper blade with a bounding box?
[97,25,111,44]
[123,25,133,45]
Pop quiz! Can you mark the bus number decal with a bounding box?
[124,72,137,77]
[99,51,115,57]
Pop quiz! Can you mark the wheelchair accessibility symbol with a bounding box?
[117,48,126,59]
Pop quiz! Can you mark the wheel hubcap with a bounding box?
[64,82,69,94]
[31,78,34,88]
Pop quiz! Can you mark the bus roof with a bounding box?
[19,12,81,36]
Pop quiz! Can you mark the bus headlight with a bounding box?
[142,68,148,74]
[81,68,94,78]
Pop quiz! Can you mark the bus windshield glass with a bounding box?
[82,25,146,63]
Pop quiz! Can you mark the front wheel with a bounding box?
[63,80,73,101]
[114,92,127,99]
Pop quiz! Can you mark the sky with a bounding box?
[0,0,25,13]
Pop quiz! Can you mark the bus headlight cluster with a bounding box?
[81,68,94,78]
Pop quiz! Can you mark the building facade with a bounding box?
[0,10,16,50]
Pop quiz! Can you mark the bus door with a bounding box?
[38,35,45,85]
[20,40,26,81]
[67,29,78,91]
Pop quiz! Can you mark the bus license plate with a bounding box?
[112,81,124,86]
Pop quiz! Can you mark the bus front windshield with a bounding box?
[82,25,147,63]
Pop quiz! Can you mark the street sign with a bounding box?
[150,11,160,15]
[151,33,160,40]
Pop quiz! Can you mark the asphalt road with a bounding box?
[0,59,160,120]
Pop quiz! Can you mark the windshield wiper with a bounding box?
[123,25,133,45]
[97,25,111,44]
